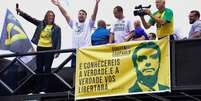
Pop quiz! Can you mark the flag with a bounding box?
[0,9,36,70]
[0,9,32,54]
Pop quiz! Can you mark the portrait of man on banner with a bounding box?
[129,42,169,92]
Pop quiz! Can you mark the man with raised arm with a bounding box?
[51,0,100,48]
[51,1,100,87]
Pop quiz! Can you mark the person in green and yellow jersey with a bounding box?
[140,0,174,40]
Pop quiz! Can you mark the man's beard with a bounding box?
[190,20,195,24]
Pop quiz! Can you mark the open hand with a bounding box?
[143,8,151,16]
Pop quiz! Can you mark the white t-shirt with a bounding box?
[68,19,95,48]
[110,17,132,43]
[188,20,201,39]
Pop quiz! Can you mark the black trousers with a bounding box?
[34,46,54,93]
[36,47,54,73]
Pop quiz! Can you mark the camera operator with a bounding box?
[139,0,174,40]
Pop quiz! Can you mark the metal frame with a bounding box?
[1,40,201,100]
[0,49,76,96]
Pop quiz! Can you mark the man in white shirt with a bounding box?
[188,10,201,39]
[51,0,100,48]
[109,6,132,44]
[51,1,100,88]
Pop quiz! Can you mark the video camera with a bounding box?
[133,5,151,16]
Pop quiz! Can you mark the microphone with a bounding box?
[16,3,19,14]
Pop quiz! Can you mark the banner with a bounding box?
[75,39,171,100]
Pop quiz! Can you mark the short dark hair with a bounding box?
[190,10,200,18]
[79,9,87,15]
[97,20,106,28]
[114,6,123,13]
[132,42,161,69]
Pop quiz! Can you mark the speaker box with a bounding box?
[171,39,201,89]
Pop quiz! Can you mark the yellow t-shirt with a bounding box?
[38,25,53,47]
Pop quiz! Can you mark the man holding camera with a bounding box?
[140,0,174,40]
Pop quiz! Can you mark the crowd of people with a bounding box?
[14,0,201,94]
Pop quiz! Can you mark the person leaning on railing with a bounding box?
[125,20,149,42]
[91,20,110,46]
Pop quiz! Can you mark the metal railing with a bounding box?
[0,48,76,95]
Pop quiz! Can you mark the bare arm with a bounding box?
[91,0,100,21]
[190,32,201,39]
[134,36,146,41]
[124,32,134,42]
[109,33,114,43]
[140,16,152,29]
[51,0,71,23]
[149,14,167,25]
[16,6,40,26]
[144,9,167,25]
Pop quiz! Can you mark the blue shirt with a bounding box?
[91,27,110,46]
[132,26,149,40]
